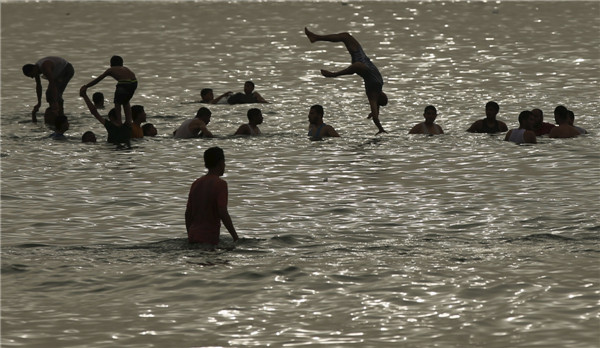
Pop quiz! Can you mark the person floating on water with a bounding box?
[81,55,137,126]
[304,27,388,135]
[185,146,239,249]
[227,81,268,104]
[22,56,75,124]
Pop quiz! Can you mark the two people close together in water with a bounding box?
[196,81,268,105]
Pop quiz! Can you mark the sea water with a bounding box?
[1,1,599,347]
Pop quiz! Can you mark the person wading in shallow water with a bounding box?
[185,147,239,249]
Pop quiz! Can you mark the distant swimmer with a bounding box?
[409,105,444,135]
[200,88,233,104]
[307,104,340,139]
[22,56,75,123]
[234,108,263,136]
[504,110,537,144]
[185,146,239,248]
[81,55,137,126]
[466,101,508,134]
[227,81,268,104]
[531,108,555,136]
[80,87,131,148]
[549,105,580,138]
[305,27,388,135]
[173,107,213,139]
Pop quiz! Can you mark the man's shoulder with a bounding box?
[467,119,483,131]
[409,122,424,134]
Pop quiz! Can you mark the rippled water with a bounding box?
[1,1,599,347]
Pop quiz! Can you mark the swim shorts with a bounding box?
[114,80,137,104]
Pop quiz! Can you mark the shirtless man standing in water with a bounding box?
[305,27,388,134]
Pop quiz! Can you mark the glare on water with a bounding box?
[1,1,599,347]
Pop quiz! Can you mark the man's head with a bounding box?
[204,146,225,175]
[110,55,124,67]
[196,107,212,124]
[423,105,437,123]
[22,64,38,78]
[531,108,543,128]
[200,88,214,102]
[518,110,535,130]
[485,101,500,118]
[132,105,146,123]
[308,104,324,125]
[82,131,97,143]
[554,105,569,124]
[378,91,388,106]
[567,110,576,126]
[93,92,105,108]
[247,108,263,125]
[142,123,157,137]
[244,81,255,95]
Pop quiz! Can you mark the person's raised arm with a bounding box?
[83,69,111,89]
[80,87,105,125]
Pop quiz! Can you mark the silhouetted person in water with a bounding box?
[22,56,75,123]
[305,27,388,135]
[549,105,580,138]
[409,105,444,135]
[466,101,508,134]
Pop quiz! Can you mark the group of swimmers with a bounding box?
[23,28,587,149]
[407,101,587,144]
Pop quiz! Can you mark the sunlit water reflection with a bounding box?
[1,1,599,347]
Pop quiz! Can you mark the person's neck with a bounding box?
[207,169,221,176]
